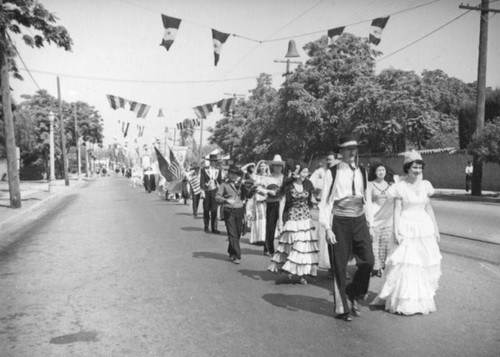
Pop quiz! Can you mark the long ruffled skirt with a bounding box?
[268,219,319,277]
[374,231,442,315]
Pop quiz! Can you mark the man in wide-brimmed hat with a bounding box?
[200,154,223,233]
[263,154,285,256]
[216,165,254,264]
[319,136,373,322]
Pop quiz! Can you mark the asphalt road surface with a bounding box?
[1,177,499,356]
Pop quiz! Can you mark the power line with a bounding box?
[18,68,284,84]
[7,34,42,91]
[377,9,473,62]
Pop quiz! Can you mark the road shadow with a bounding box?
[240,248,264,256]
[238,269,278,282]
[176,212,194,216]
[181,227,206,233]
[192,251,230,262]
[262,293,332,317]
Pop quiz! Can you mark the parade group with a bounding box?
[130,136,442,322]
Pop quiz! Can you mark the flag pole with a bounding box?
[199,117,203,162]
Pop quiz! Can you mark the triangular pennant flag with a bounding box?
[164,126,169,134]
[369,16,390,45]
[212,29,230,66]
[160,14,182,51]
[327,26,345,45]
[193,103,213,119]
[158,108,164,117]
[216,97,236,114]
[123,122,130,138]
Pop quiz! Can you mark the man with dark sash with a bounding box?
[200,154,223,234]
[319,136,374,322]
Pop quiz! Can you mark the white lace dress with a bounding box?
[374,179,442,315]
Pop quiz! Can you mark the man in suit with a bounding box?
[200,154,223,233]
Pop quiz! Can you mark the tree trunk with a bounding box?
[0,28,21,208]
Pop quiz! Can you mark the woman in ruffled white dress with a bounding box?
[268,164,319,284]
[373,151,442,315]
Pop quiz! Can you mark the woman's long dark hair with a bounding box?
[281,161,314,210]
[368,162,395,183]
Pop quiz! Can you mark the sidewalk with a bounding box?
[0,178,91,233]
[433,188,500,203]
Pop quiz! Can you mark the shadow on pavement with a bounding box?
[240,248,264,256]
[262,293,332,317]
[237,269,277,282]
[181,227,206,232]
[192,251,230,261]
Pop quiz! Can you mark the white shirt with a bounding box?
[465,165,473,175]
[318,162,365,229]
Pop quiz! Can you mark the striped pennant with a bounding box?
[216,97,236,115]
[129,101,151,118]
[107,94,126,110]
[193,103,213,119]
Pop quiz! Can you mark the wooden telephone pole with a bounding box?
[459,1,500,195]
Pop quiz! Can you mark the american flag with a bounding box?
[193,103,213,119]
[168,148,183,180]
[216,97,236,115]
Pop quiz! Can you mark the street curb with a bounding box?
[433,194,500,204]
[0,180,90,235]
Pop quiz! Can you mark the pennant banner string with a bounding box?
[376,10,471,63]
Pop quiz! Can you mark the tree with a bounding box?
[14,90,103,178]
[1,0,72,207]
[468,118,500,165]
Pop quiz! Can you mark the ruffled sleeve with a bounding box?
[387,181,402,199]
[423,180,435,197]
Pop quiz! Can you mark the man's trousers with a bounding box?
[203,190,218,231]
[224,207,244,259]
[329,214,374,315]
[265,201,280,255]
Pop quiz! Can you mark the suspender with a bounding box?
[327,164,367,199]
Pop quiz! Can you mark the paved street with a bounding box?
[1,177,499,356]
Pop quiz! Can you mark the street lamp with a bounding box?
[48,111,56,182]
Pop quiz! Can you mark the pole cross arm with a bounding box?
[459,4,500,12]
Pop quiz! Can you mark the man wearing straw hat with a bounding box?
[264,154,285,256]
[200,154,223,233]
[319,136,374,322]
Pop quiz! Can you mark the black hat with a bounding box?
[227,165,243,176]
[208,154,221,161]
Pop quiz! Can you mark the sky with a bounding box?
[8,0,500,149]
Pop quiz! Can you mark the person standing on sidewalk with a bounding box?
[319,136,373,322]
[216,165,254,264]
[465,161,473,193]
[264,155,285,256]
[200,155,223,233]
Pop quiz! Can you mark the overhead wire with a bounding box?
[377,9,473,62]
[7,33,42,91]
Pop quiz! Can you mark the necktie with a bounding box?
[350,165,356,196]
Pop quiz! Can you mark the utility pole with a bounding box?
[459,1,500,196]
[57,77,69,186]
[0,26,21,208]
[74,103,81,180]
